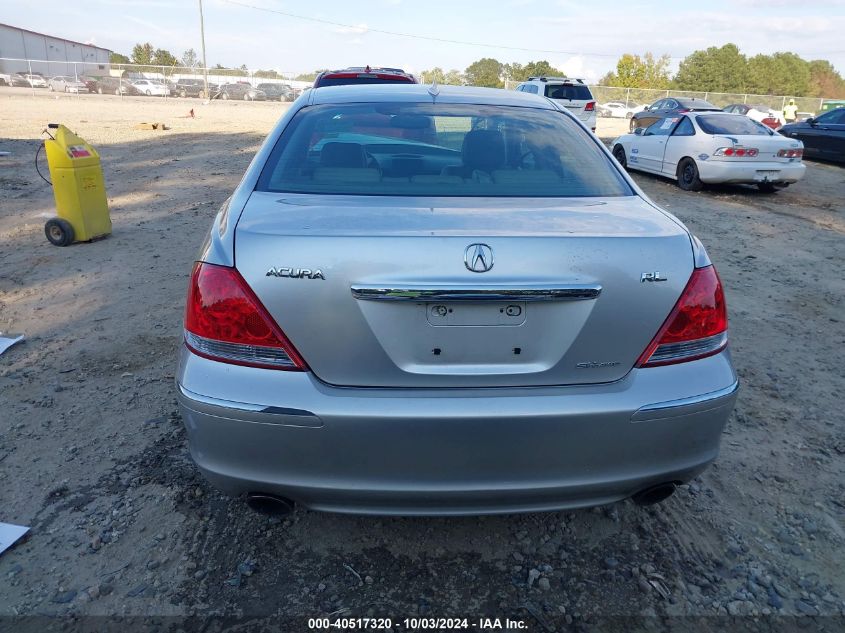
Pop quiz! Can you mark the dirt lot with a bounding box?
[1,92,844,632]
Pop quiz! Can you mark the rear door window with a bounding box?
[697,115,774,135]
[256,103,632,197]
[544,84,592,100]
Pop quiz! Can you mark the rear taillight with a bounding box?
[636,265,728,367]
[713,146,758,157]
[585,101,595,111]
[184,262,307,371]
[777,148,803,159]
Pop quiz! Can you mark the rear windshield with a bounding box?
[697,115,774,136]
[544,84,592,100]
[316,75,414,87]
[256,103,631,197]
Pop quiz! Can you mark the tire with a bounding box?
[612,145,627,170]
[198,90,205,99]
[244,94,250,101]
[677,158,704,191]
[625,112,633,119]
[145,90,152,96]
[45,218,75,247]
[757,182,777,193]
[115,88,121,95]
[222,92,229,100]
[49,85,54,91]
[98,87,103,94]
[629,118,638,133]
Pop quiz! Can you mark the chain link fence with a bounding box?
[0,57,311,100]
[502,80,827,116]
[2,56,832,115]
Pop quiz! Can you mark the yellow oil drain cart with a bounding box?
[42,123,111,246]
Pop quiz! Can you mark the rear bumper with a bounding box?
[696,159,805,184]
[176,347,737,515]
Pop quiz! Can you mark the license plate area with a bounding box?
[754,170,780,181]
[425,301,526,326]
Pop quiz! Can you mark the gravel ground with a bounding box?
[1,93,844,632]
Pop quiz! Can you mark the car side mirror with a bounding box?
[806,117,815,126]
[633,127,644,136]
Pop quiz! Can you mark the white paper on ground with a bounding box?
[0,333,25,355]
[0,522,29,555]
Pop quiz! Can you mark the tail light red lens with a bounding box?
[777,148,803,159]
[585,101,595,112]
[714,146,759,158]
[636,265,728,367]
[184,262,307,370]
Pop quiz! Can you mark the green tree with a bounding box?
[444,69,464,85]
[181,48,199,69]
[254,69,281,79]
[674,44,747,92]
[600,53,671,89]
[153,48,177,67]
[808,60,845,98]
[504,60,565,83]
[464,58,503,88]
[294,69,327,82]
[131,43,155,65]
[110,52,130,64]
[746,52,810,96]
[420,67,446,84]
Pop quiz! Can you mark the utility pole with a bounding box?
[198,0,209,98]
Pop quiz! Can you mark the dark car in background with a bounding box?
[10,73,32,87]
[313,66,417,88]
[175,78,217,98]
[630,97,722,131]
[82,75,140,96]
[778,107,845,163]
[256,82,295,101]
[215,83,267,101]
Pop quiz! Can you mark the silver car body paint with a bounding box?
[179,85,737,515]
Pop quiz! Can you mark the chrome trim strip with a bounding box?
[177,384,322,426]
[350,284,602,302]
[632,381,739,422]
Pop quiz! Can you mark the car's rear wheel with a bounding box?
[612,145,627,169]
[222,92,229,100]
[244,94,251,101]
[757,182,777,193]
[198,90,205,98]
[629,118,638,132]
[677,158,704,191]
[625,112,633,119]
[145,89,152,96]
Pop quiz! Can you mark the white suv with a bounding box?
[516,77,596,132]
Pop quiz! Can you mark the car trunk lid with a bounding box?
[234,193,693,388]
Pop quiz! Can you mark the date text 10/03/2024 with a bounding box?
[307,617,528,630]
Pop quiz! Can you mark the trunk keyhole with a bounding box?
[432,348,441,356]
[513,347,521,355]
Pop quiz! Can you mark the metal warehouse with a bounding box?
[0,22,111,77]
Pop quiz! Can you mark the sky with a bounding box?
[3,0,844,81]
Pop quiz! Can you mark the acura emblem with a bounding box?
[464,243,494,273]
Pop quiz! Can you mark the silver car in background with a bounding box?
[176,85,738,515]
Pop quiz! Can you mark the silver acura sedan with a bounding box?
[176,84,738,516]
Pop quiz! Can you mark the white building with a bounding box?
[0,23,111,77]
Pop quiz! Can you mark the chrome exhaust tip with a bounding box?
[246,493,295,516]
[632,482,676,506]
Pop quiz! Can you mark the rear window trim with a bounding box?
[254,102,634,199]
